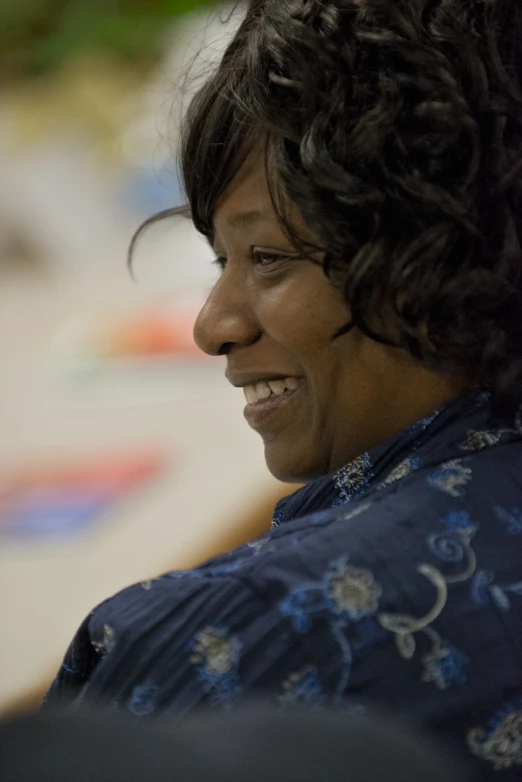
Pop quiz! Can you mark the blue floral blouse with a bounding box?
[44,389,522,778]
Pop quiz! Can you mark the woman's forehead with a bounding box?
[211,147,316,249]
[212,157,276,238]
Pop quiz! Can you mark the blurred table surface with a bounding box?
[0,231,282,708]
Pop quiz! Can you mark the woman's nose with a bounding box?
[193,274,260,356]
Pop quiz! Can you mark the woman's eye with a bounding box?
[253,251,289,269]
[213,257,227,270]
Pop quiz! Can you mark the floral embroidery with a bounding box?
[167,569,203,580]
[439,510,476,533]
[372,564,470,690]
[91,624,116,657]
[305,509,333,524]
[338,502,372,523]
[334,453,373,503]
[189,626,242,705]
[306,506,371,524]
[328,565,382,620]
[495,506,522,535]
[422,642,469,689]
[272,510,284,528]
[191,626,238,676]
[279,558,382,699]
[491,582,522,611]
[378,565,448,661]
[406,409,441,434]
[378,456,421,489]
[427,459,472,498]
[247,534,271,553]
[165,561,246,579]
[460,429,504,452]
[427,511,477,583]
[279,666,325,706]
[467,699,522,770]
[280,558,382,631]
[141,580,153,590]
[427,531,468,562]
[128,683,158,716]
[472,569,522,612]
[207,562,243,576]
[471,569,496,606]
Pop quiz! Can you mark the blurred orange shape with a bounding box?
[103,314,203,358]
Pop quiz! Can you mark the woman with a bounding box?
[45,0,522,777]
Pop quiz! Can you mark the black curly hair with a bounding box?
[134,0,522,420]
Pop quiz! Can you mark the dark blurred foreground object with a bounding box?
[0,706,474,782]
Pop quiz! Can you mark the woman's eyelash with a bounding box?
[253,251,291,266]
[212,252,294,271]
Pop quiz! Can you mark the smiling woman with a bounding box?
[193,147,470,481]
[45,2,522,777]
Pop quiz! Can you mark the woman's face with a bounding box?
[194,153,468,483]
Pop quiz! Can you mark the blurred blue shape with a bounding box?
[120,164,186,217]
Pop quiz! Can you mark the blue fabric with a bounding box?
[44,389,522,778]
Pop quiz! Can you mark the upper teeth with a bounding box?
[244,377,301,405]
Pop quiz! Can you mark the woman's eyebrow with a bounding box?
[225,208,273,228]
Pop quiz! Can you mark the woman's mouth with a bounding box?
[242,376,305,430]
[243,376,301,403]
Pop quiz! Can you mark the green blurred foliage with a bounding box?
[0,0,219,82]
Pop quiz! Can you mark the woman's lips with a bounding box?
[243,381,305,430]
[242,376,302,404]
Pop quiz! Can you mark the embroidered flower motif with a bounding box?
[378,456,421,489]
[280,666,324,706]
[422,643,469,689]
[427,512,477,583]
[378,565,448,661]
[247,534,270,553]
[467,700,522,770]
[495,506,522,535]
[327,563,382,620]
[440,510,476,534]
[141,580,152,590]
[334,453,373,503]
[307,510,333,524]
[471,569,495,606]
[207,562,243,576]
[460,429,503,452]
[341,502,372,523]
[406,410,441,434]
[489,581,522,611]
[427,532,467,563]
[167,569,203,580]
[189,626,243,705]
[191,626,238,677]
[128,683,158,716]
[472,570,522,612]
[91,624,116,657]
[271,510,284,528]
[488,584,515,611]
[279,591,314,633]
[279,558,380,699]
[427,459,472,498]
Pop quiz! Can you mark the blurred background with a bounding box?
[0,0,290,712]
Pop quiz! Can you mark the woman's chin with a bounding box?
[264,444,326,485]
